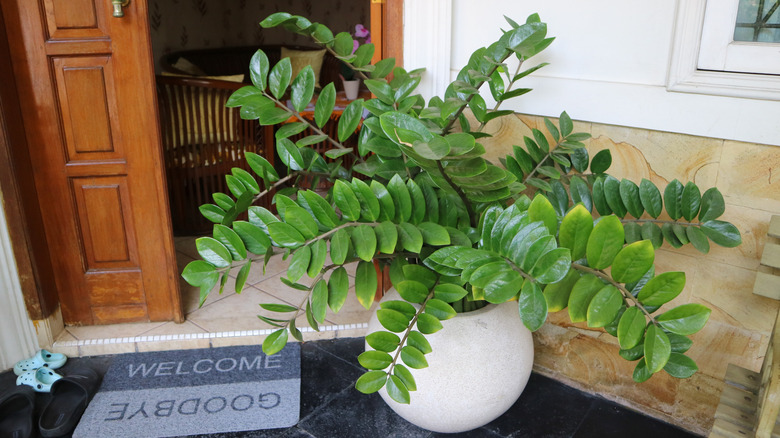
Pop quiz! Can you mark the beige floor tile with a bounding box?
[79,342,137,356]
[140,320,207,336]
[335,327,370,339]
[182,271,239,315]
[254,272,317,297]
[136,338,211,353]
[51,331,80,358]
[67,321,166,341]
[174,235,201,260]
[209,335,266,349]
[243,252,292,285]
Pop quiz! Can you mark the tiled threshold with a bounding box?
[52,236,375,357]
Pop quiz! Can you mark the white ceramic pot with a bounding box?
[365,289,534,433]
[342,79,360,100]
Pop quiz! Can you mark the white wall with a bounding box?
[404,0,780,147]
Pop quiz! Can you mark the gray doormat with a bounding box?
[73,343,300,438]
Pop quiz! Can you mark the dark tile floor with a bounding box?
[0,337,700,438]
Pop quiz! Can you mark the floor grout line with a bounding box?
[54,323,369,348]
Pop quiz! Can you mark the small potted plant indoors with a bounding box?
[183,12,742,433]
[339,24,370,99]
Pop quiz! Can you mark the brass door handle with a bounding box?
[112,0,130,17]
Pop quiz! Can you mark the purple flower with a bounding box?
[354,24,369,38]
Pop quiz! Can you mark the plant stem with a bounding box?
[386,287,437,378]
[436,161,477,228]
[569,263,657,323]
[476,57,525,132]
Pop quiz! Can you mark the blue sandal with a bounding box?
[13,349,67,375]
[16,368,62,393]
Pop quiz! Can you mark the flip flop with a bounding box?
[0,386,35,438]
[16,368,62,393]
[39,366,101,438]
[13,349,67,375]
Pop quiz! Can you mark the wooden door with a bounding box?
[2,0,183,325]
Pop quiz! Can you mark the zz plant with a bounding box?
[183,12,742,404]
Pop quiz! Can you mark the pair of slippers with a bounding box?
[2,365,101,437]
[14,350,68,393]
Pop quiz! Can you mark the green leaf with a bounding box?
[700,220,742,248]
[568,274,605,322]
[401,346,429,369]
[330,228,350,265]
[333,31,354,56]
[311,280,328,323]
[664,353,698,378]
[398,223,423,253]
[619,179,644,218]
[637,271,686,306]
[617,307,646,350]
[530,248,572,284]
[680,182,701,221]
[543,269,581,312]
[559,111,573,137]
[308,239,327,278]
[290,65,316,113]
[371,181,396,222]
[669,333,694,353]
[328,267,349,312]
[182,260,218,287]
[699,188,725,222]
[259,303,298,313]
[232,221,271,254]
[213,225,248,261]
[569,176,592,212]
[611,240,655,284]
[407,331,432,354]
[663,180,683,220]
[366,331,401,352]
[338,99,364,142]
[592,177,612,216]
[518,280,547,331]
[603,176,627,218]
[300,190,341,229]
[284,205,319,240]
[355,370,387,394]
[686,226,710,254]
[633,359,653,383]
[657,304,711,335]
[196,237,232,268]
[352,178,381,222]
[334,180,361,222]
[277,138,305,170]
[590,149,612,174]
[377,309,411,333]
[528,195,558,235]
[387,174,412,223]
[262,329,288,355]
[249,50,269,90]
[418,222,450,246]
[639,179,662,219]
[358,350,393,370]
[644,324,671,373]
[483,270,524,304]
[433,283,469,303]
[586,285,622,328]
[287,246,311,282]
[269,57,292,99]
[397,280,429,304]
[386,375,411,404]
[365,79,395,105]
[315,83,337,128]
[394,364,417,391]
[352,225,378,262]
[416,313,443,335]
[641,222,663,249]
[559,204,593,261]
[586,216,625,270]
[372,58,395,79]
[355,260,378,310]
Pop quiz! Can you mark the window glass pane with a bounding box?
[734,0,780,42]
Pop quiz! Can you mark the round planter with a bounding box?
[342,79,360,100]
[365,289,534,433]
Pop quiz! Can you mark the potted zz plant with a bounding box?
[183,11,742,434]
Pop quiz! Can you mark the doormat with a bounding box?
[73,343,300,438]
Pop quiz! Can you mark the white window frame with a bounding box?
[668,0,780,100]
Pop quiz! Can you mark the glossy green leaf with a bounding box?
[330,228,350,265]
[358,350,393,370]
[290,65,315,113]
[624,222,642,244]
[633,359,653,383]
[619,179,644,218]
[212,225,248,260]
[249,50,270,90]
[355,370,387,394]
[603,176,627,218]
[543,269,581,312]
[402,264,437,289]
[196,237,232,268]
[669,333,693,353]
[568,274,605,322]
[387,175,412,223]
[664,353,698,378]
[283,205,319,240]
[586,216,625,270]
[259,303,298,313]
[299,190,340,229]
[371,181,395,222]
[699,188,725,222]
[518,280,547,331]
[418,222,450,246]
[528,195,558,235]
[398,222,423,253]
[637,271,686,306]
[559,204,593,261]
[530,247,572,284]
[182,260,218,287]
[277,138,305,170]
[311,280,328,323]
[355,260,378,310]
[307,239,326,278]
[639,179,663,219]
[590,149,612,174]
[397,280,429,304]
[366,331,401,353]
[617,307,646,350]
[416,313,443,335]
[644,324,671,373]
[232,221,271,254]
[374,221,398,254]
[592,177,612,216]
[333,180,361,221]
[663,180,683,220]
[386,375,411,404]
[262,328,288,355]
[611,240,655,284]
[328,267,349,312]
[700,220,742,248]
[484,269,524,304]
[657,304,711,335]
[287,245,311,282]
[269,57,292,99]
[586,285,622,328]
[338,99,364,142]
[401,346,429,369]
[407,331,432,354]
[394,364,417,392]
[353,178,381,221]
[351,225,378,262]
[433,283,469,303]
[641,222,663,249]
[377,309,411,333]
[680,182,701,221]
[569,176,592,212]
[686,226,710,254]
[314,83,337,128]
[425,299,456,320]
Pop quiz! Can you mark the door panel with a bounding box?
[4,0,182,325]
